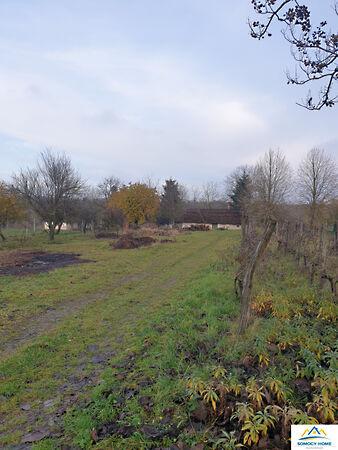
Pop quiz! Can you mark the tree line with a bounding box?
[0,149,190,240]
[0,150,258,241]
[0,148,337,257]
[226,148,337,333]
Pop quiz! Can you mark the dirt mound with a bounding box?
[112,235,156,250]
[0,251,91,276]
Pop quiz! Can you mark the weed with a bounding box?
[212,430,243,449]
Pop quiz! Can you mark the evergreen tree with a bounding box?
[158,179,183,225]
[229,168,251,212]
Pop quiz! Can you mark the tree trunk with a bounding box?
[48,223,56,241]
[122,220,129,234]
[317,225,325,286]
[303,255,307,268]
[238,219,276,334]
[241,212,249,244]
[284,221,289,254]
[309,202,317,229]
[234,274,243,299]
[296,222,303,265]
[56,222,63,234]
[276,221,283,251]
[234,212,250,298]
[0,228,6,241]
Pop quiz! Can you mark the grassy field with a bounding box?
[0,229,336,449]
[0,229,237,447]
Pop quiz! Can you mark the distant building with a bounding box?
[44,222,72,231]
[180,208,241,230]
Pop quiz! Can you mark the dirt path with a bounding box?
[14,270,184,448]
[0,272,148,358]
[1,237,216,358]
[0,233,227,447]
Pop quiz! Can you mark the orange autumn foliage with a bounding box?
[0,182,24,240]
[108,183,160,225]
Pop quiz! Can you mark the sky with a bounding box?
[0,0,337,189]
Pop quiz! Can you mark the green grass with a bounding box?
[0,230,336,448]
[60,266,239,449]
[60,243,336,449]
[0,229,236,446]
[1,230,224,344]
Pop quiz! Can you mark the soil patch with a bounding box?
[0,251,91,276]
[111,235,156,250]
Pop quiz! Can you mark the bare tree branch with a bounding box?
[249,0,338,110]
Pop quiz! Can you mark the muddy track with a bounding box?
[0,238,215,359]
[0,272,148,358]
[7,272,182,448]
[0,234,226,447]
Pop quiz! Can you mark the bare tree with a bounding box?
[238,219,277,333]
[190,186,202,204]
[178,184,189,204]
[201,181,219,208]
[298,148,338,225]
[238,149,291,333]
[68,188,102,234]
[253,149,291,211]
[98,176,121,200]
[143,175,160,191]
[13,149,83,240]
[249,0,338,110]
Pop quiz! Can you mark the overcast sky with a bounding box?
[0,0,337,188]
